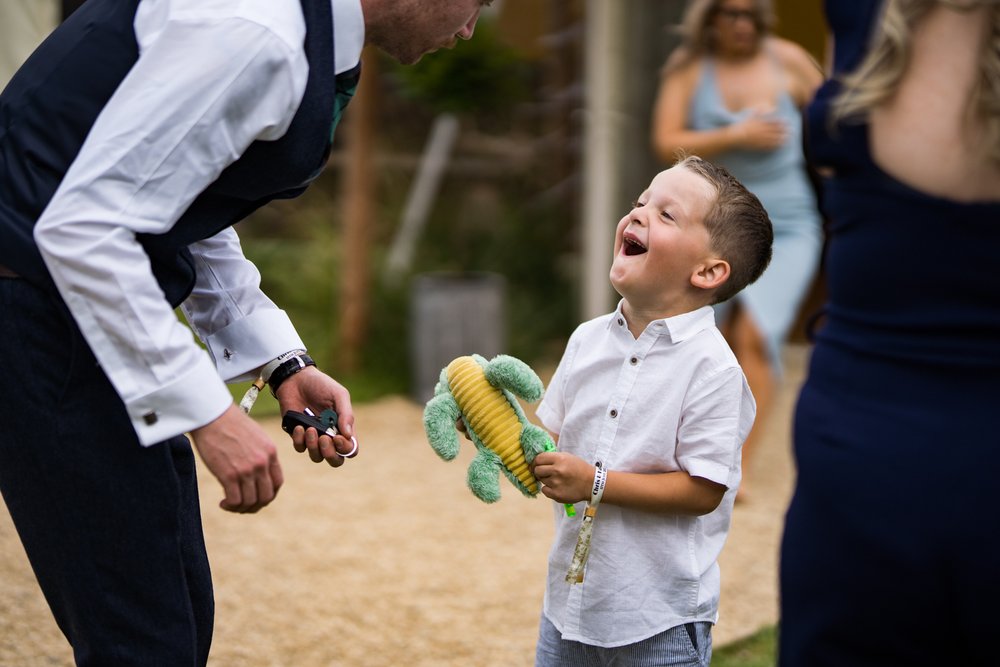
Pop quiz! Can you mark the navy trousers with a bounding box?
[0,277,213,666]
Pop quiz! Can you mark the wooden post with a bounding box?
[581,0,627,320]
[336,47,379,374]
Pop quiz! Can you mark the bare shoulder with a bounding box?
[769,37,823,101]
[664,45,693,70]
[661,47,702,88]
[769,37,820,73]
[654,48,702,138]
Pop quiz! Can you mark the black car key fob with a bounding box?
[281,407,338,438]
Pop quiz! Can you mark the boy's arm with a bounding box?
[535,363,750,516]
[603,469,725,515]
[533,452,725,516]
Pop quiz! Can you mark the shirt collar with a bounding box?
[332,0,365,75]
[608,300,717,343]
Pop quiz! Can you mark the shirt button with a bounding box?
[617,318,624,326]
[609,409,618,418]
[630,356,638,365]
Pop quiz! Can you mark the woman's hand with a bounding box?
[730,111,788,150]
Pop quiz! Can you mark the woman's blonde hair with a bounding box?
[833,0,1000,164]
[666,0,775,73]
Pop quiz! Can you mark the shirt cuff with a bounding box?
[682,458,734,489]
[203,309,305,382]
[126,353,233,446]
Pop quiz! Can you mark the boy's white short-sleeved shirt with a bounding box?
[535,302,755,648]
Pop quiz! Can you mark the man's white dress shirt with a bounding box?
[535,303,756,647]
[33,0,363,445]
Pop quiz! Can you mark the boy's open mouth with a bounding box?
[623,236,647,256]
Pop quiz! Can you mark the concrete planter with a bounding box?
[409,272,507,403]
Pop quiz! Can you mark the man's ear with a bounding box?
[691,258,730,291]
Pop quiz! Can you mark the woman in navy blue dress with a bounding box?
[780,1,1000,664]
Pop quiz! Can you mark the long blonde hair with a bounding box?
[665,0,775,73]
[833,0,1000,165]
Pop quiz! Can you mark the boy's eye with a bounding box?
[660,210,675,221]
[632,200,645,209]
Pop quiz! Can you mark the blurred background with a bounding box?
[0,2,833,665]
[244,0,826,408]
[0,0,827,408]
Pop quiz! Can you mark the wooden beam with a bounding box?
[336,47,379,374]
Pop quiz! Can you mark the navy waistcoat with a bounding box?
[0,0,357,306]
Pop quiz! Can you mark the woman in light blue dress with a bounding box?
[651,0,823,497]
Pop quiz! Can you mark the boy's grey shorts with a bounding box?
[535,612,713,667]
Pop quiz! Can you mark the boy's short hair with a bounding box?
[677,155,773,304]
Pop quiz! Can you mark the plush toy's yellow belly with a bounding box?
[447,356,537,493]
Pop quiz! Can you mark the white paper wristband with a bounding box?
[591,464,607,506]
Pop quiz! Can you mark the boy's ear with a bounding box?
[691,258,730,291]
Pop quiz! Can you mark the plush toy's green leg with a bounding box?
[467,450,503,503]
[485,355,544,402]
[423,393,462,461]
[520,422,553,464]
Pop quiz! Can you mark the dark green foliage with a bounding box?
[238,184,414,406]
[389,18,532,123]
[405,177,577,367]
[235,178,577,409]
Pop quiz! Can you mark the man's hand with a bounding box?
[276,366,358,467]
[532,451,595,504]
[191,403,284,513]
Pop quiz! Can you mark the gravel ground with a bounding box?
[0,346,806,666]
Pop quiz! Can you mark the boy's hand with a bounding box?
[532,451,596,504]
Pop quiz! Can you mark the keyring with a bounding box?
[337,436,359,459]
